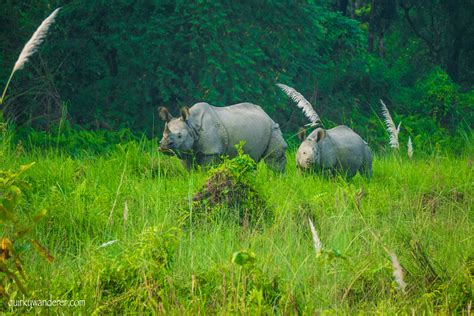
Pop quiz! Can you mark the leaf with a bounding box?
[12,242,32,254]
[330,248,346,259]
[1,238,13,261]
[323,248,347,261]
[30,239,54,262]
[14,227,33,239]
[32,209,47,223]
[0,284,9,300]
[15,258,25,279]
[18,162,36,175]
[0,260,28,295]
[231,250,256,266]
[0,204,15,222]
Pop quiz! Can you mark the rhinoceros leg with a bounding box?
[359,148,373,178]
[197,154,221,167]
[181,154,221,170]
[263,126,287,172]
[180,157,194,170]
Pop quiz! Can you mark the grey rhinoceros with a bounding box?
[158,102,287,171]
[296,126,372,178]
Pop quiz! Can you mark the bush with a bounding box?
[187,143,270,227]
[417,68,473,129]
[0,163,53,306]
[15,127,141,156]
[90,226,179,313]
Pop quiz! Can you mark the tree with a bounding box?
[399,0,474,83]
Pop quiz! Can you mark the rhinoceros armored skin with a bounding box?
[159,102,287,171]
[296,125,372,178]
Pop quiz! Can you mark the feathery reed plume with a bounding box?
[123,199,129,223]
[13,8,60,72]
[1,8,61,105]
[407,136,413,159]
[277,83,321,127]
[390,252,407,292]
[308,217,322,255]
[380,99,400,149]
[98,240,118,249]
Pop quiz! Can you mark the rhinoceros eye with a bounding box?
[177,133,182,139]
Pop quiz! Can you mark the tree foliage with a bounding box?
[0,0,472,143]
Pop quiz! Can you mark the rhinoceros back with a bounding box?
[213,103,273,160]
[322,126,368,174]
[189,102,273,161]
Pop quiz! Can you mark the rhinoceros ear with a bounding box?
[180,106,190,121]
[315,128,326,142]
[158,107,173,122]
[297,127,307,142]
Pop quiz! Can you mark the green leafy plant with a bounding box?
[189,142,270,226]
[232,250,257,267]
[0,163,53,301]
[417,68,468,127]
[230,250,282,313]
[92,225,179,313]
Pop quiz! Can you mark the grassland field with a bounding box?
[0,134,473,314]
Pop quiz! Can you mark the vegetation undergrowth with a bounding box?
[187,142,270,228]
[0,130,472,313]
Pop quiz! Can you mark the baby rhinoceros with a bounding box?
[296,126,372,178]
[158,102,287,171]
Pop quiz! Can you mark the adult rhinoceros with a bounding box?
[158,102,287,171]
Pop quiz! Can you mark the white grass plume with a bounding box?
[1,8,60,105]
[123,199,129,223]
[407,136,413,159]
[390,252,407,292]
[13,8,61,72]
[380,99,400,149]
[308,217,322,255]
[277,83,321,126]
[98,240,118,249]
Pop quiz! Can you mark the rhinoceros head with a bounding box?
[296,128,326,170]
[158,106,196,155]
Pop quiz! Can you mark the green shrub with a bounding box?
[417,68,472,128]
[91,225,179,313]
[187,143,270,227]
[15,127,141,156]
[0,163,52,305]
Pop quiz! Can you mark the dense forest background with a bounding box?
[1,0,473,150]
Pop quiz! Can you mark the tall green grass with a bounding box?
[0,132,472,314]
